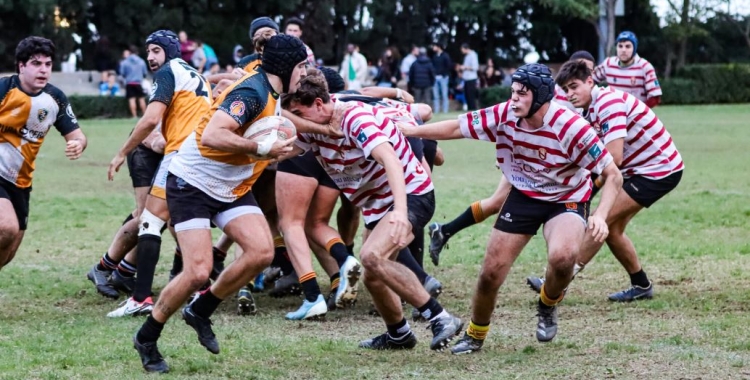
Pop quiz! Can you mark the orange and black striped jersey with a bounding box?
[149,58,212,154]
[169,67,279,202]
[0,75,79,188]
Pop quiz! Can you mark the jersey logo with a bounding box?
[357,131,367,143]
[538,147,547,160]
[565,203,578,211]
[601,122,609,134]
[66,105,78,124]
[653,79,660,88]
[150,82,158,101]
[415,163,424,174]
[37,109,48,122]
[229,101,245,117]
[471,111,480,125]
[630,76,636,85]
[588,144,602,160]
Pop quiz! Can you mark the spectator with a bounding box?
[119,47,148,118]
[373,47,400,87]
[192,40,207,72]
[339,43,368,90]
[202,42,219,72]
[285,17,316,66]
[459,43,479,110]
[178,30,197,64]
[233,45,244,64]
[206,62,221,75]
[479,58,503,88]
[99,71,119,96]
[408,47,435,105]
[431,43,453,114]
[93,36,116,85]
[224,64,234,73]
[400,45,419,90]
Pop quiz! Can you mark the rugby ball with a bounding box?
[242,116,296,156]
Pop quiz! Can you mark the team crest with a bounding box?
[538,147,547,160]
[229,101,245,117]
[592,122,602,133]
[565,203,578,211]
[630,76,637,85]
[600,122,609,134]
[37,108,48,122]
[357,131,367,143]
[66,104,78,124]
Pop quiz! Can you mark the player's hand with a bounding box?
[587,214,609,243]
[108,153,126,181]
[388,209,411,247]
[65,139,84,160]
[265,136,298,159]
[326,102,353,138]
[399,90,415,104]
[232,68,246,77]
[396,122,416,136]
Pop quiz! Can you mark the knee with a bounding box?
[183,259,211,288]
[257,246,274,268]
[477,263,505,292]
[547,250,576,275]
[360,249,383,272]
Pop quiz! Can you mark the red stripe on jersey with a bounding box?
[566,124,590,158]
[621,139,654,167]
[362,203,393,216]
[548,108,567,129]
[466,112,480,140]
[559,180,591,202]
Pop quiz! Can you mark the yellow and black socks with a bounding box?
[540,284,565,308]
[326,238,350,268]
[443,201,487,237]
[212,247,227,264]
[299,272,321,302]
[271,236,295,275]
[467,321,490,341]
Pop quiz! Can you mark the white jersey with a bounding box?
[593,55,662,102]
[583,86,683,179]
[296,102,432,224]
[458,101,613,202]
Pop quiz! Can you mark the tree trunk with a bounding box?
[664,45,674,79]
[676,0,690,71]
[605,0,617,55]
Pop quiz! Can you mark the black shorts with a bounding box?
[166,174,261,230]
[277,150,338,189]
[364,191,435,232]
[422,139,438,170]
[126,144,163,188]
[0,177,31,231]
[125,84,145,99]
[623,170,683,208]
[494,187,589,235]
[590,170,683,208]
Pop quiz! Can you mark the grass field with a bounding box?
[1,105,749,379]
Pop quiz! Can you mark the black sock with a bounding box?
[191,289,223,319]
[329,273,340,293]
[132,234,161,302]
[97,252,119,271]
[137,315,165,343]
[345,244,355,256]
[212,247,227,263]
[407,228,425,268]
[299,272,321,302]
[442,206,477,237]
[629,269,650,288]
[538,298,554,310]
[386,318,410,338]
[122,213,134,225]
[116,258,137,278]
[275,248,295,275]
[417,298,444,320]
[396,248,428,284]
[328,242,350,268]
[170,248,183,276]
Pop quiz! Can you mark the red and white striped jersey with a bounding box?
[553,84,576,111]
[583,86,683,179]
[296,102,432,223]
[458,101,613,203]
[593,55,662,102]
[304,43,316,67]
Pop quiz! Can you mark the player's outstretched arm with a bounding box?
[399,119,463,141]
[108,102,166,180]
[63,129,87,160]
[587,162,623,243]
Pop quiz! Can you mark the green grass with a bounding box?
[1,105,750,379]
